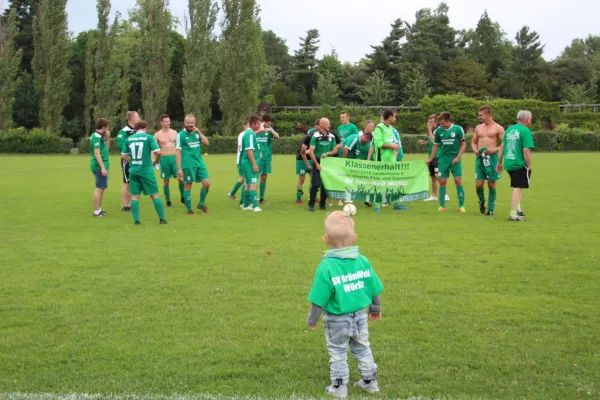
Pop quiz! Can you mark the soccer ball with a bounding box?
[343,203,357,216]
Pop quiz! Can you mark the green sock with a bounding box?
[250,190,259,208]
[439,187,447,208]
[199,188,208,207]
[457,185,465,208]
[230,181,243,196]
[164,185,171,203]
[153,197,165,220]
[131,199,140,222]
[178,182,184,198]
[517,203,522,212]
[259,182,266,200]
[488,189,497,213]
[476,187,485,203]
[243,190,251,207]
[184,190,192,211]
[510,209,517,217]
[296,189,303,201]
[240,190,246,206]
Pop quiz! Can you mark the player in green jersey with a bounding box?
[228,120,250,206]
[121,120,167,225]
[115,111,140,212]
[418,114,450,203]
[427,112,467,213]
[337,111,359,149]
[295,119,320,204]
[239,116,263,212]
[498,111,535,222]
[256,114,280,204]
[472,106,505,217]
[307,118,342,211]
[90,118,111,217]
[176,114,211,215]
[343,129,372,160]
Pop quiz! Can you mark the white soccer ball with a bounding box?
[343,203,357,216]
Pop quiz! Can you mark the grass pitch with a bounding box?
[0,153,599,400]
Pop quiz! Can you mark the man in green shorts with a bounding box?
[176,114,211,215]
[240,116,263,212]
[427,112,467,213]
[90,118,111,217]
[121,120,167,225]
[498,110,535,222]
[228,120,249,206]
[116,111,140,212]
[295,119,319,204]
[471,106,505,216]
[256,114,280,204]
[154,114,183,207]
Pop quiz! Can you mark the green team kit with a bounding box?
[337,123,359,156]
[160,155,178,179]
[176,130,209,183]
[240,128,260,184]
[434,124,466,179]
[256,131,274,174]
[89,132,110,172]
[343,134,370,160]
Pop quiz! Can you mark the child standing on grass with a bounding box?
[306,211,383,398]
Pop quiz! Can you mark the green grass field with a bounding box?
[1,153,599,400]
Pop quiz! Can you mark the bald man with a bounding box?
[306,118,341,211]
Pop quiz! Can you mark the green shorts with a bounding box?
[296,160,313,175]
[438,159,463,179]
[182,163,209,183]
[241,160,259,185]
[259,159,272,175]
[475,153,501,181]
[129,172,159,196]
[160,155,177,179]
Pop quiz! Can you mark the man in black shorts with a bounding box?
[497,110,535,222]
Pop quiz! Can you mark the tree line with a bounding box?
[0,0,599,140]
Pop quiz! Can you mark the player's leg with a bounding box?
[121,160,131,211]
[129,173,143,224]
[229,176,243,200]
[92,170,108,217]
[149,194,167,224]
[163,178,172,206]
[437,160,452,209]
[182,167,194,214]
[475,157,487,213]
[450,162,465,211]
[487,180,497,216]
[308,167,321,211]
[296,160,307,204]
[142,173,166,223]
[319,171,328,211]
[259,173,268,203]
[511,188,523,220]
[438,177,448,210]
[197,163,210,213]
[426,159,438,201]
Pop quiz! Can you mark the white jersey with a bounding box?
[236,131,245,164]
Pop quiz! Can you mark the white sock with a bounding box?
[94,209,102,215]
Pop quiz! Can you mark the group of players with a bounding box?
[89,106,534,224]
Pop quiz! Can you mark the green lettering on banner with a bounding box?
[320,158,429,202]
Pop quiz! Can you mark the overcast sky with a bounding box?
[55,0,600,62]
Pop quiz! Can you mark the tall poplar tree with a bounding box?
[0,8,23,130]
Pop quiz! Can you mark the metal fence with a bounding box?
[271,105,423,113]
[560,104,600,113]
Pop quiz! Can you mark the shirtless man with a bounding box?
[154,114,183,207]
[471,106,505,216]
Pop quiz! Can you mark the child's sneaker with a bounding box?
[353,379,379,393]
[325,383,348,398]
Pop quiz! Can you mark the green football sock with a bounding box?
[153,197,165,220]
[510,209,517,217]
[184,190,192,211]
[457,185,465,208]
[250,190,259,208]
[178,182,184,197]
[488,189,497,213]
[164,185,171,203]
[296,189,303,201]
[517,203,522,212]
[131,199,140,223]
[439,187,447,208]
[259,182,266,200]
[476,187,485,203]
[199,188,208,207]
[240,190,246,205]
[243,190,251,207]
[230,181,243,196]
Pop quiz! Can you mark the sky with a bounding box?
[40,0,600,62]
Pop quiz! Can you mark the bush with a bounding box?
[0,128,73,154]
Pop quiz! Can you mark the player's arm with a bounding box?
[247,148,259,172]
[93,143,108,175]
[301,144,311,170]
[200,133,209,146]
[523,148,532,169]
[471,127,480,155]
[307,145,318,168]
[369,294,382,321]
[269,128,280,139]
[342,146,350,158]
[175,133,183,180]
[151,137,162,162]
[367,140,374,161]
[120,140,130,162]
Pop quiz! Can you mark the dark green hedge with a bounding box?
[0,128,73,154]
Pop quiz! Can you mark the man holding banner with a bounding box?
[307,118,341,212]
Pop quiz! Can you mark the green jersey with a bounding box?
[392,127,404,162]
[427,135,441,158]
[116,125,135,150]
[308,247,383,315]
[256,131,275,161]
[307,128,316,135]
[89,131,109,171]
[503,124,535,171]
[337,122,359,143]
[343,133,370,160]
[309,131,339,159]
[433,124,465,160]
[121,132,160,175]
[372,122,396,162]
[176,129,204,169]
[240,128,259,163]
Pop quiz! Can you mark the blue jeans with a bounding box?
[92,170,108,189]
[323,309,377,384]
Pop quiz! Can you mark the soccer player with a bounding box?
[90,118,111,217]
[418,114,450,202]
[307,118,342,212]
[121,120,167,225]
[116,111,140,212]
[337,111,359,147]
[427,112,467,213]
[295,119,320,204]
[228,120,249,205]
[176,114,211,215]
[343,122,373,160]
[372,109,404,212]
[239,116,263,212]
[154,114,183,207]
[497,110,535,222]
[256,114,280,204]
[472,106,505,216]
